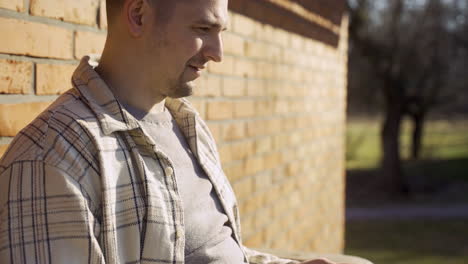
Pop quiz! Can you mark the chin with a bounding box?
[168,82,194,98]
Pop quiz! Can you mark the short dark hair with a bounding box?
[105,0,177,26]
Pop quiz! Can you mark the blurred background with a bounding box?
[0,0,467,263]
[345,0,468,263]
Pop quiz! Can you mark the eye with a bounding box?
[196,26,211,33]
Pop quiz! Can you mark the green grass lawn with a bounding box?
[345,220,468,264]
[345,118,468,264]
[346,119,468,168]
[346,119,468,181]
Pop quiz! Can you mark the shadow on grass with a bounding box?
[346,157,468,207]
[345,220,468,264]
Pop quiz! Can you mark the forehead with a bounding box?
[173,0,229,25]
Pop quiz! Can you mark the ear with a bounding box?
[124,0,150,37]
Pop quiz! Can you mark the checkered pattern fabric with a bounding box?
[0,57,297,264]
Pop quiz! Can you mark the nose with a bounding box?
[204,34,223,63]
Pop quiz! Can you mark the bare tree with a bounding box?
[348,0,461,193]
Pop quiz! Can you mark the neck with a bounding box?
[95,40,167,114]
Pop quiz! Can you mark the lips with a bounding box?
[186,65,203,80]
[189,65,205,71]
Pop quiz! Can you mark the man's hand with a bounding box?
[301,258,350,264]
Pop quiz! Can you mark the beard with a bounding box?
[166,56,206,99]
[166,77,194,99]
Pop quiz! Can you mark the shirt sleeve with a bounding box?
[0,161,105,264]
[244,246,300,264]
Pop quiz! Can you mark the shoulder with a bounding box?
[0,89,101,177]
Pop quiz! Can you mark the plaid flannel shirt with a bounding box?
[0,57,297,264]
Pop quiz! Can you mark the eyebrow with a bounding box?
[194,18,228,31]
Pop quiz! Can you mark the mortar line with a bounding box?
[0,137,14,145]
[31,62,36,95]
[227,136,343,190]
[226,27,340,54]
[0,95,59,104]
[217,125,342,148]
[203,111,343,125]
[0,9,107,33]
[24,0,30,15]
[0,53,80,65]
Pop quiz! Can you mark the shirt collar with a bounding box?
[72,56,198,136]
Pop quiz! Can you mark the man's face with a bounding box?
[142,0,228,98]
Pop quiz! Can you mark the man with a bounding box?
[0,0,348,263]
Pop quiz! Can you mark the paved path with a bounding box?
[346,204,468,220]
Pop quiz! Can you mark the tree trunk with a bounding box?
[380,103,409,194]
[410,113,425,160]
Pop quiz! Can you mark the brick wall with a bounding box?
[0,0,348,254]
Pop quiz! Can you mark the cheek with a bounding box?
[185,37,203,57]
[176,38,203,69]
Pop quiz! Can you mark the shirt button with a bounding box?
[164,167,174,176]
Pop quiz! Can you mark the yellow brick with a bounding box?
[256,61,275,79]
[255,208,273,231]
[241,192,264,216]
[255,101,273,116]
[263,152,282,170]
[265,119,281,134]
[206,101,233,120]
[244,155,263,175]
[274,134,289,150]
[239,215,255,237]
[206,122,221,143]
[222,32,245,56]
[221,122,246,141]
[233,100,255,118]
[246,79,265,97]
[223,161,244,182]
[0,102,52,136]
[188,100,205,119]
[232,176,254,200]
[0,0,23,11]
[232,13,256,37]
[0,144,9,158]
[254,137,272,154]
[273,28,290,47]
[283,118,297,131]
[36,64,76,95]
[30,0,99,26]
[269,232,285,249]
[0,59,33,94]
[244,41,265,59]
[256,24,275,42]
[193,74,222,97]
[222,78,245,97]
[247,120,271,137]
[281,49,296,65]
[280,148,297,163]
[284,162,302,177]
[290,34,304,50]
[0,17,73,59]
[268,45,282,63]
[233,59,256,78]
[238,201,249,217]
[230,141,254,161]
[244,229,265,248]
[254,172,272,192]
[99,0,107,29]
[290,131,302,145]
[208,56,234,75]
[275,100,289,114]
[74,31,106,59]
[218,144,232,163]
